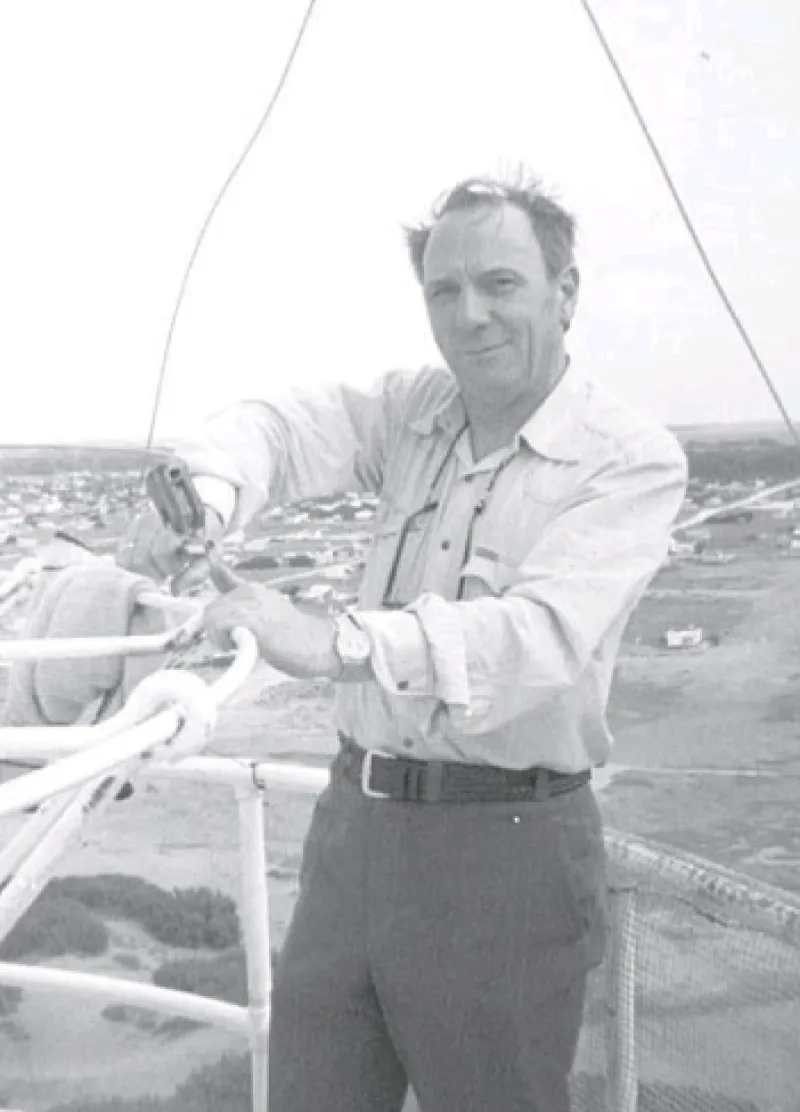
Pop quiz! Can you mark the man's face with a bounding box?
[421,201,577,413]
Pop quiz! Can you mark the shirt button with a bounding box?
[441,539,451,551]
[402,738,414,749]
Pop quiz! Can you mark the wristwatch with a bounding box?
[332,612,372,674]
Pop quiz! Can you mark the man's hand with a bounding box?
[203,555,341,680]
[116,506,225,593]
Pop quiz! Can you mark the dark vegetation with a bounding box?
[0,894,109,961]
[152,946,248,1005]
[0,876,240,963]
[100,1004,205,1040]
[684,439,800,483]
[47,875,241,950]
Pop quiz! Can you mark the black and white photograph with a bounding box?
[1,2,799,1110]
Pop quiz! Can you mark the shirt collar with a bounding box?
[516,361,584,463]
[409,361,584,464]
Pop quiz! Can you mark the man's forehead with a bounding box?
[422,202,542,279]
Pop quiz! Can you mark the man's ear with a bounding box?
[559,264,580,333]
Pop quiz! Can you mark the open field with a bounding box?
[2,439,800,1109]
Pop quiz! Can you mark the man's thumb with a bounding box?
[207,545,246,594]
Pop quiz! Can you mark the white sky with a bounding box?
[1,0,798,444]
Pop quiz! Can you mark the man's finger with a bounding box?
[169,555,211,597]
[207,545,247,594]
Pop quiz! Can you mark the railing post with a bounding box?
[235,779,272,1112]
[604,883,638,1112]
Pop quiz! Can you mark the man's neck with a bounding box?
[465,355,569,463]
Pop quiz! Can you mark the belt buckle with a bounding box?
[361,749,394,799]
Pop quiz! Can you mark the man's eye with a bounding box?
[490,276,516,292]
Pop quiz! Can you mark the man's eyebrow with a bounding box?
[479,265,524,279]
[424,274,460,292]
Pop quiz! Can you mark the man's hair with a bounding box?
[404,173,577,285]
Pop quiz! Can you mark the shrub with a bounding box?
[156,888,240,950]
[153,947,247,1005]
[48,874,168,917]
[101,1004,202,1037]
[0,894,108,961]
[47,876,240,949]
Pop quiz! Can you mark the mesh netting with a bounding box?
[3,798,799,1112]
[571,835,800,1112]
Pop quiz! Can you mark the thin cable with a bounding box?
[143,0,320,452]
[577,0,800,448]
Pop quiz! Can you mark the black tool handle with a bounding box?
[146,461,207,537]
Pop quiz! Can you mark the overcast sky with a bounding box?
[1,0,798,445]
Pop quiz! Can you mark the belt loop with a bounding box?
[337,731,357,773]
[532,769,550,802]
[422,761,444,804]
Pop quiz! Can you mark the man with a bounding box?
[120,174,688,1111]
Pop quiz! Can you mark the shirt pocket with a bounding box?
[478,461,579,566]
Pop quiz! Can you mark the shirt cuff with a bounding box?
[405,593,472,709]
[355,610,431,697]
[191,477,238,529]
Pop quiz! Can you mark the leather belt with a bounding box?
[337,734,590,804]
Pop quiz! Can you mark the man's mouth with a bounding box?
[463,341,508,356]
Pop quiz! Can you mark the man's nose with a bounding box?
[457,285,491,327]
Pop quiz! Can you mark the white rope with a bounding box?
[0,627,258,817]
[0,626,256,951]
[0,573,202,662]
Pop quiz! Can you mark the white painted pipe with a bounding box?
[0,960,253,1035]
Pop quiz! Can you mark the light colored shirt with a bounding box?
[178,364,688,773]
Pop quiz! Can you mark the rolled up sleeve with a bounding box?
[355,610,433,697]
[373,434,687,733]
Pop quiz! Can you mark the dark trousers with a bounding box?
[268,752,608,1112]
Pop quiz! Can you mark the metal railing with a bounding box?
[1,560,800,1111]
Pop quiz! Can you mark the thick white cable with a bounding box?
[0,596,202,662]
[0,628,258,817]
[0,634,258,937]
[0,714,179,818]
[0,559,202,663]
